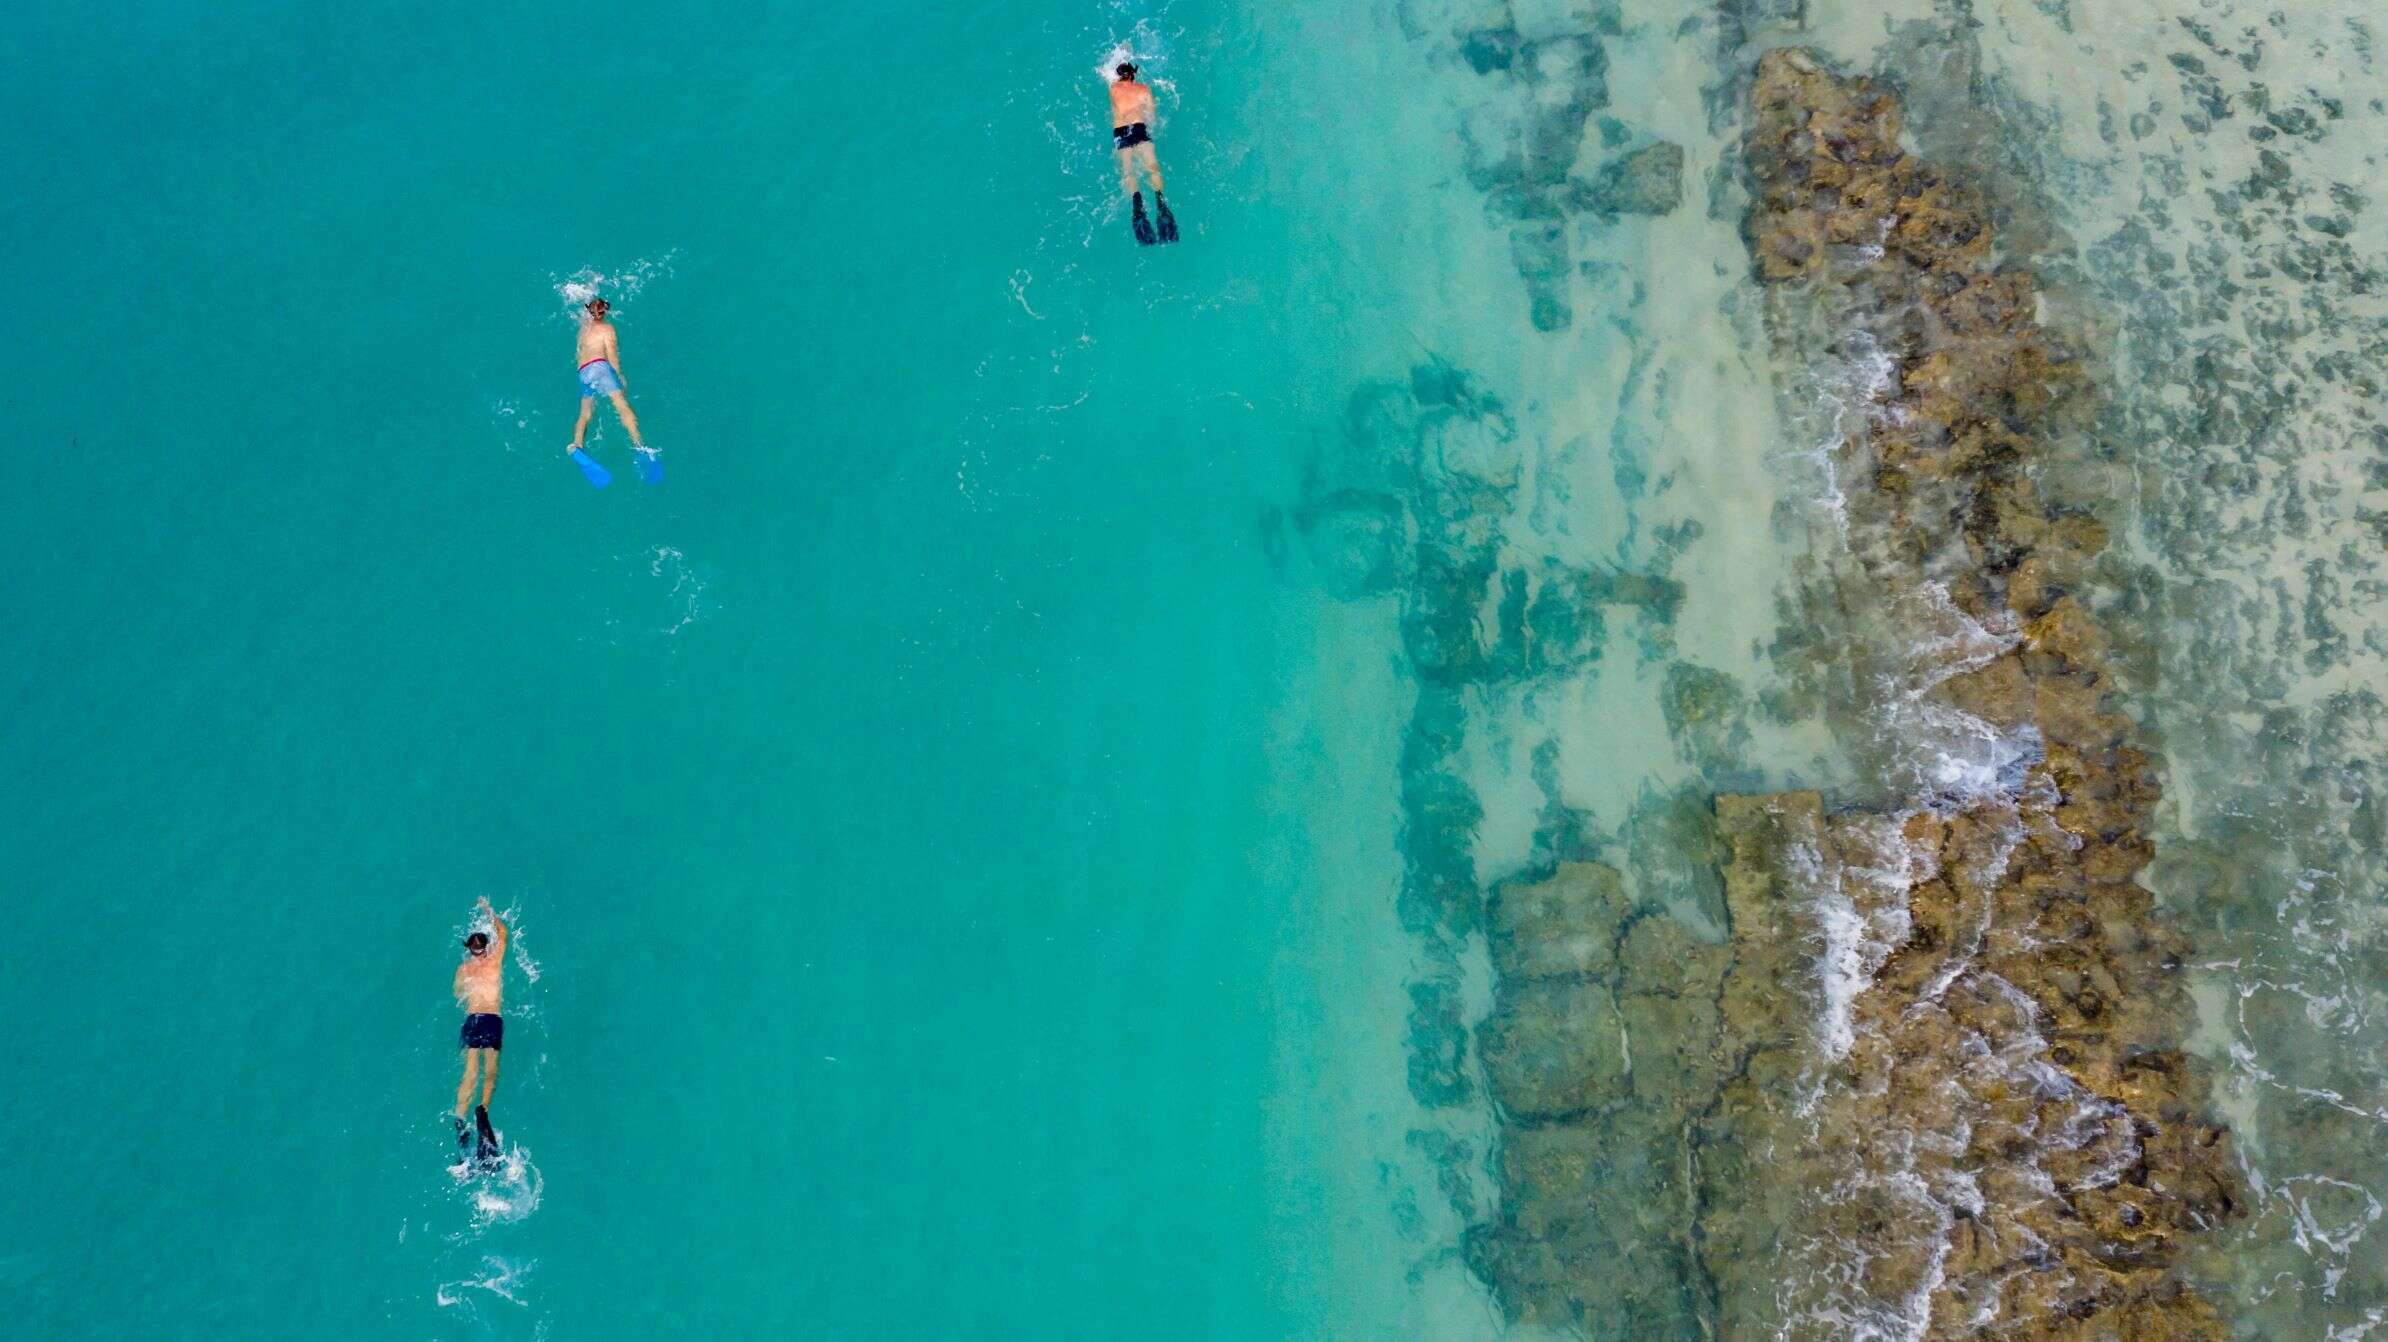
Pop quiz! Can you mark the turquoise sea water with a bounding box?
[1,2,1463,1335]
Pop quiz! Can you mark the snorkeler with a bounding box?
[451,897,507,1167]
[1108,63,1179,245]
[570,298,660,486]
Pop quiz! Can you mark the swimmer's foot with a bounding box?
[1155,193,1179,244]
[634,445,664,485]
[1131,192,1157,246]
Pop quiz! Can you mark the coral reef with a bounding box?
[1572,141,1684,217]
[1456,48,2245,1339]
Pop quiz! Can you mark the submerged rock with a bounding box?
[1489,861,1629,981]
[1479,979,1625,1119]
[1573,141,1686,216]
[1295,488,1406,599]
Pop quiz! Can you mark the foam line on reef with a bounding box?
[1681,46,2241,1337]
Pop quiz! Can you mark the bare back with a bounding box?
[576,318,618,368]
[1108,80,1155,128]
[454,954,503,1014]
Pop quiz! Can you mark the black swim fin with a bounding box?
[473,1104,500,1165]
[1154,193,1179,244]
[453,1114,472,1159]
[1131,192,1157,246]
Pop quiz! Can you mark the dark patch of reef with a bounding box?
[1444,0,1687,331]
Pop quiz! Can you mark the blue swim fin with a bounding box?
[571,449,612,489]
[1131,192,1157,246]
[1155,193,1179,244]
[635,448,663,485]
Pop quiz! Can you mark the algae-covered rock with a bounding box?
[1615,909,1728,1003]
[1618,986,1722,1112]
[1932,650,2034,727]
[1661,662,1751,776]
[1479,979,1626,1119]
[1295,488,1406,599]
[1490,862,1629,982]
[1574,141,1686,216]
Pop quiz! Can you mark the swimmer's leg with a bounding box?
[479,1049,500,1108]
[455,1050,481,1120]
[607,392,647,451]
[1117,148,1139,199]
[571,397,596,451]
[1137,143,1164,195]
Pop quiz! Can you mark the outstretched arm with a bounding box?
[478,896,509,959]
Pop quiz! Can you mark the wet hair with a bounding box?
[1115,63,1137,80]
[585,298,609,317]
[464,931,490,953]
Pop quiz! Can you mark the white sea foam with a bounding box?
[553,252,677,314]
[468,1145,542,1224]
[435,1254,533,1309]
[1094,29,1176,102]
[647,546,709,636]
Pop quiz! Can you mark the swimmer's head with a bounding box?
[585,298,609,320]
[1115,62,1137,81]
[464,931,490,955]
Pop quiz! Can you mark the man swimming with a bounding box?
[451,897,507,1167]
[571,298,659,483]
[1108,63,1179,245]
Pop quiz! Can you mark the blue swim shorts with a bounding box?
[460,1013,503,1051]
[578,359,624,398]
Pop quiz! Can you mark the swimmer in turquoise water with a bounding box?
[570,298,659,483]
[451,897,507,1167]
[1108,63,1178,246]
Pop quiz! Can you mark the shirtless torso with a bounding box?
[576,316,620,373]
[454,945,503,1015]
[1108,78,1156,131]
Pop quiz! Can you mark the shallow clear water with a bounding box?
[7,0,2387,1337]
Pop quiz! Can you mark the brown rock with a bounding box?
[1479,979,1626,1119]
[1934,651,2034,728]
[1490,862,1630,982]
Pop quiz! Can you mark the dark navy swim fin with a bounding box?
[1131,192,1157,246]
[1154,193,1179,244]
[572,449,612,489]
[453,1114,472,1159]
[635,448,663,485]
[473,1105,500,1166]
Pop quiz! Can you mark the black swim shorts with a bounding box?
[460,1013,504,1051]
[1113,122,1151,150]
